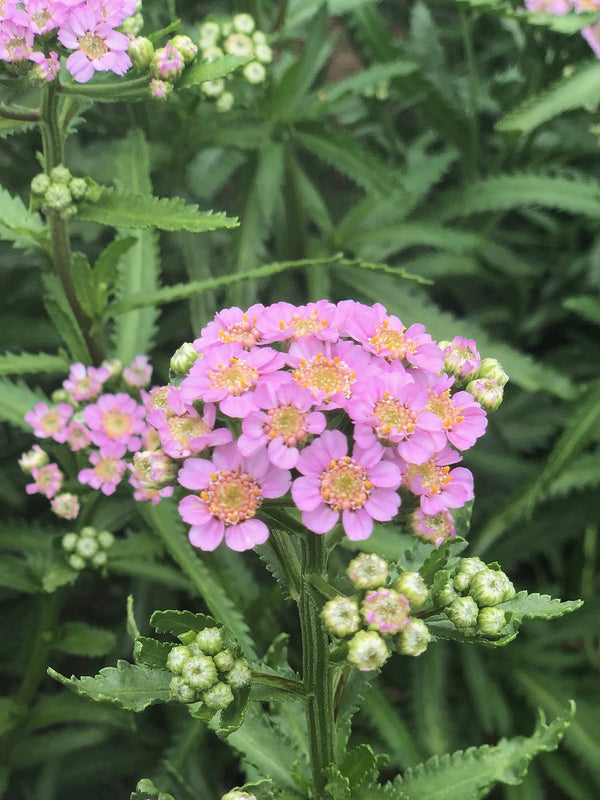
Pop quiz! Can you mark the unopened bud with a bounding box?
[347,630,389,671]
[227,659,252,689]
[31,173,51,195]
[101,358,122,378]
[216,91,234,113]
[477,358,509,386]
[393,572,429,610]
[469,569,509,607]
[203,680,234,709]
[432,578,459,608]
[76,536,98,559]
[195,627,223,655]
[233,13,255,34]
[224,33,254,57]
[153,44,184,80]
[213,649,235,672]
[51,388,71,404]
[182,655,218,690]
[411,508,455,547]
[477,606,507,636]
[170,342,200,376]
[362,589,410,634]
[347,552,388,589]
[446,596,479,628]
[120,11,143,36]
[50,165,71,184]
[97,530,115,550]
[453,557,487,593]
[19,444,49,473]
[396,618,431,656]
[170,35,198,63]
[170,675,197,703]
[243,61,266,85]
[149,78,173,100]
[255,43,273,64]
[440,336,481,379]
[44,183,72,212]
[91,550,107,567]
[128,36,154,70]
[466,378,504,412]
[166,644,193,674]
[198,21,220,47]
[133,450,177,489]
[68,553,86,571]
[69,178,88,200]
[323,596,360,637]
[80,526,97,539]
[51,492,80,520]
[62,532,78,552]
[201,79,225,97]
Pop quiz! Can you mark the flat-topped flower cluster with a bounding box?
[143,301,503,553]
[0,0,136,82]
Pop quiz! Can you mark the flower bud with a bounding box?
[227,659,252,689]
[362,589,410,634]
[411,508,455,547]
[97,530,115,550]
[199,21,221,47]
[19,444,49,473]
[170,675,197,703]
[51,492,80,520]
[50,165,72,184]
[76,536,98,559]
[44,183,72,212]
[128,36,154,70]
[201,79,225,97]
[91,551,107,568]
[101,358,122,378]
[170,342,200,376]
[203,680,234,709]
[51,388,72,404]
[255,44,273,64]
[170,35,198,63]
[224,33,254,57]
[166,644,192,674]
[476,358,509,386]
[182,655,218,690]
[195,627,223,655]
[233,13,255,34]
[31,173,51,195]
[69,178,88,201]
[80,526,97,538]
[149,78,173,100]
[469,569,509,607]
[322,596,360,637]
[439,336,481,379]
[477,606,507,636]
[396,618,431,656]
[466,378,504,413]
[222,792,257,800]
[153,44,184,80]
[347,552,388,589]
[445,596,479,628]
[243,61,266,85]
[62,532,79,552]
[120,11,143,36]
[432,578,459,608]
[453,557,487,593]
[216,91,235,113]
[393,572,429,610]
[133,450,178,489]
[213,648,235,672]
[347,630,389,671]
[68,553,86,571]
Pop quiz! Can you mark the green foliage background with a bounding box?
[0,0,599,798]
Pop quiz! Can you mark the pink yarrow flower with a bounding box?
[0,19,34,62]
[149,388,232,458]
[25,402,73,442]
[51,492,80,519]
[178,442,291,552]
[26,462,63,498]
[195,304,265,350]
[403,446,474,515]
[63,362,111,402]
[416,372,487,451]
[29,50,61,81]
[123,355,153,388]
[292,429,402,540]
[257,300,344,344]
[78,441,128,495]
[238,377,327,468]
[83,392,147,451]
[58,5,132,83]
[441,336,481,378]
[411,508,456,547]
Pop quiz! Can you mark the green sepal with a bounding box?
[133,636,171,669]
[78,188,239,233]
[180,54,252,88]
[47,661,172,712]
[217,684,251,737]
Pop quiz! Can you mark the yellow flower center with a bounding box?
[320,457,371,511]
[200,470,262,525]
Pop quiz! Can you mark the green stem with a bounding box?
[41,84,105,365]
[59,75,150,97]
[0,104,41,122]
[299,535,336,797]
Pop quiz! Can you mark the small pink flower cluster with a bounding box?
[0,0,134,82]
[524,0,600,57]
[146,301,491,553]
[20,355,168,520]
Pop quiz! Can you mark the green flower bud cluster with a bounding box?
[131,777,175,800]
[435,557,515,637]
[166,626,251,709]
[322,553,433,668]
[30,166,98,219]
[466,358,509,413]
[62,527,115,570]
[197,14,273,111]
[169,342,200,379]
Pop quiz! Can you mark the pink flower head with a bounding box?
[83,392,147,451]
[51,492,80,519]
[129,471,174,505]
[25,402,73,442]
[179,342,286,418]
[441,336,481,379]
[362,588,410,633]
[0,19,34,62]
[58,5,132,83]
[258,300,344,345]
[0,1,20,23]
[151,391,232,458]
[195,304,265,350]
[153,43,184,79]
[18,444,48,473]
[63,362,111,402]
[411,508,456,547]
[288,337,372,410]
[348,370,445,465]
[417,372,487,451]
[29,50,61,82]
[178,442,291,552]
[26,462,63,498]
[123,355,152,388]
[78,440,128,495]
[404,446,474,515]
[238,376,326,468]
[292,429,402,540]
[65,420,91,451]
[15,0,65,34]
[88,0,137,25]
[343,303,444,372]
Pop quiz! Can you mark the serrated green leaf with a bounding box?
[42,273,91,363]
[78,187,238,232]
[217,684,250,737]
[419,537,467,586]
[497,61,600,133]
[133,636,171,669]
[180,54,252,87]
[340,743,382,788]
[499,591,583,622]
[54,622,117,657]
[71,251,99,319]
[93,235,137,287]
[358,703,574,800]
[149,609,216,636]
[0,115,37,139]
[426,617,518,648]
[306,59,417,109]
[0,350,68,376]
[47,661,172,712]
[0,184,48,251]
[362,684,424,769]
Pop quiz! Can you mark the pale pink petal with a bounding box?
[302,505,338,534]
[291,476,323,511]
[342,508,373,540]
[189,519,224,551]
[225,519,269,551]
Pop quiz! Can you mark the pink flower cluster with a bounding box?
[20,355,168,520]
[0,0,134,82]
[525,0,600,57]
[146,301,489,553]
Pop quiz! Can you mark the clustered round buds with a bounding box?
[438,339,508,412]
[347,553,389,589]
[62,526,115,571]
[165,626,250,711]
[30,166,98,219]
[322,597,360,637]
[347,630,389,671]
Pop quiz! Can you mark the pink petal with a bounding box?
[178,494,211,525]
[189,519,224,551]
[268,438,299,470]
[291,476,323,511]
[225,519,269,551]
[342,508,373,540]
[364,488,401,521]
[302,505,338,534]
[177,458,213,490]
